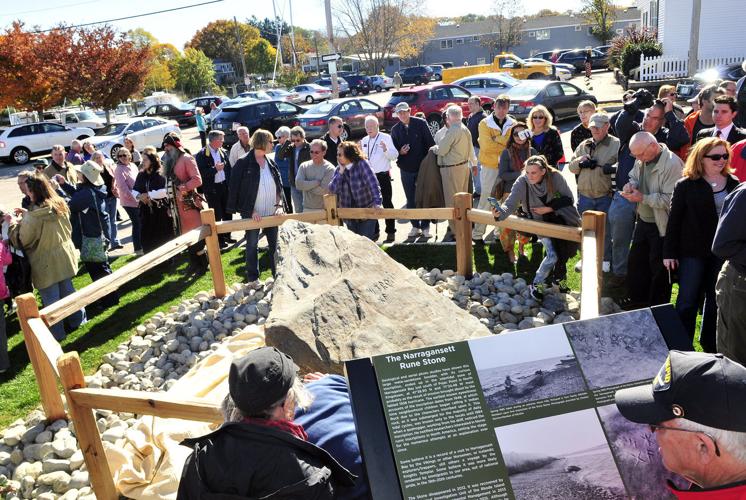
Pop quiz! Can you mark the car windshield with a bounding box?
[75,111,98,120]
[306,101,336,114]
[95,123,128,136]
[506,83,544,98]
[388,93,417,104]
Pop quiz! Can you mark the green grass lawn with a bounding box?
[0,239,692,428]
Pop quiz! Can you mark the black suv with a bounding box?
[400,66,434,86]
[211,100,306,146]
[341,74,372,96]
[557,49,608,72]
[187,95,227,114]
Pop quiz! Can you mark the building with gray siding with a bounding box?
[421,8,639,66]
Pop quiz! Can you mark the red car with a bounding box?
[383,84,493,135]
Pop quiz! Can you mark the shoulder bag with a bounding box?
[79,191,109,263]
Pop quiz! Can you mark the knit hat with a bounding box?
[229,347,298,416]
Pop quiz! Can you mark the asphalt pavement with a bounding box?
[0,70,623,250]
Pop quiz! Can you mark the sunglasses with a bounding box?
[648,424,720,457]
[117,154,128,158]
[335,125,343,129]
[704,153,729,161]
[532,116,546,120]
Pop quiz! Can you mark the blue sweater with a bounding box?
[295,375,368,500]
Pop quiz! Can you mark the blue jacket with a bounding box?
[390,116,435,172]
[61,183,110,249]
[295,375,368,500]
[273,143,291,187]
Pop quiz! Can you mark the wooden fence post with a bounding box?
[581,211,606,317]
[454,192,473,278]
[200,209,226,298]
[324,194,341,226]
[58,352,118,500]
[16,294,66,421]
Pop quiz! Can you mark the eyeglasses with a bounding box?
[117,154,128,158]
[648,424,720,456]
[335,125,343,129]
[532,116,546,120]
[704,153,729,161]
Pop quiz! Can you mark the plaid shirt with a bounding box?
[328,159,382,208]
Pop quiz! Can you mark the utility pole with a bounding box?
[272,0,283,83]
[687,0,701,77]
[324,0,339,98]
[288,0,297,67]
[233,16,248,88]
[314,34,321,77]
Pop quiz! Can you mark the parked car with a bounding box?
[211,100,306,146]
[341,74,372,96]
[523,58,574,81]
[265,89,302,103]
[451,72,520,98]
[594,45,612,56]
[676,63,746,100]
[314,78,350,97]
[298,98,383,140]
[187,95,228,114]
[504,81,597,121]
[90,117,180,159]
[138,103,197,127]
[370,75,395,92]
[399,66,434,86]
[556,49,608,72]
[43,109,106,130]
[0,122,94,165]
[430,64,444,81]
[293,83,334,103]
[533,49,573,61]
[383,84,492,135]
[237,91,272,101]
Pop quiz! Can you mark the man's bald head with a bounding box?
[629,131,661,162]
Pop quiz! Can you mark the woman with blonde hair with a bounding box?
[663,137,739,351]
[5,172,85,340]
[526,105,564,167]
[493,155,580,299]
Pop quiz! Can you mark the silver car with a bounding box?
[292,84,333,104]
[451,73,520,98]
[370,75,395,92]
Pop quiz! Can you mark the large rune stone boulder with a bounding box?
[265,221,490,373]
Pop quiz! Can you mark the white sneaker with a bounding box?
[421,228,431,238]
[574,260,582,272]
[602,261,611,273]
[408,227,421,238]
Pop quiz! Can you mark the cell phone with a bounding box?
[518,129,532,141]
[488,197,500,209]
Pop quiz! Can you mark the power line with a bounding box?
[1,0,103,18]
[33,0,224,33]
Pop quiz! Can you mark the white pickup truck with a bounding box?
[44,110,106,130]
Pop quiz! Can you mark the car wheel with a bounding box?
[527,73,544,80]
[306,95,314,104]
[76,135,91,140]
[351,88,358,96]
[110,144,123,158]
[426,114,442,137]
[375,85,382,92]
[341,125,351,141]
[11,147,30,165]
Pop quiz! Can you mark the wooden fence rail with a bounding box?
[14,196,606,500]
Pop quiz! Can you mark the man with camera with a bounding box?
[568,113,619,272]
[607,89,690,290]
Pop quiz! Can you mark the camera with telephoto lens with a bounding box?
[579,157,598,169]
[626,88,655,109]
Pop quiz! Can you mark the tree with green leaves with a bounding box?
[582,0,617,44]
[172,48,217,96]
[187,19,275,78]
[480,0,524,56]
[126,29,177,93]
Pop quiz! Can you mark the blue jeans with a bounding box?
[245,227,278,282]
[472,146,482,195]
[676,256,722,352]
[38,278,86,341]
[534,237,558,286]
[105,197,120,248]
[607,192,636,277]
[577,193,613,262]
[400,170,429,230]
[345,219,377,240]
[291,186,304,213]
[123,205,142,252]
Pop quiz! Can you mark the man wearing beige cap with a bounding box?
[568,112,619,272]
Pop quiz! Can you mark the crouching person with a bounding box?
[177,347,355,499]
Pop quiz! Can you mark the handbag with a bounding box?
[79,191,109,263]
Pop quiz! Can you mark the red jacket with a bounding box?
[731,139,746,182]
[668,480,746,499]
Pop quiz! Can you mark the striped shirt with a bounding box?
[255,160,277,217]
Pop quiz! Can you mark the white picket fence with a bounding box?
[638,53,745,81]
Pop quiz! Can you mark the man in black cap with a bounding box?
[615,350,746,498]
[177,347,354,499]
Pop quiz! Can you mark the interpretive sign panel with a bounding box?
[347,307,688,500]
